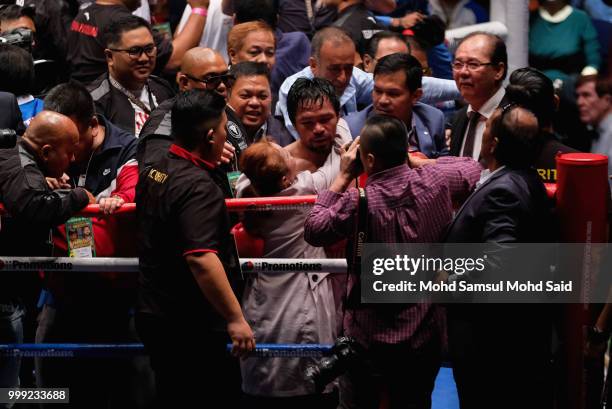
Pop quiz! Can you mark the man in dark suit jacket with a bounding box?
[0,91,25,137]
[345,53,448,158]
[445,105,554,409]
[449,32,507,158]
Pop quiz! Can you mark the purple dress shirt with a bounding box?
[304,157,482,347]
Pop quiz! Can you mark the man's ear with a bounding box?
[40,144,53,161]
[206,129,215,143]
[90,116,99,137]
[362,54,373,72]
[104,49,113,64]
[412,88,423,103]
[491,137,499,154]
[366,151,375,170]
[309,56,318,75]
[228,48,237,66]
[177,73,189,91]
[493,63,505,82]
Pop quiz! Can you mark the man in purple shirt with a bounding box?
[304,115,481,409]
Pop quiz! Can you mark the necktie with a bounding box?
[462,111,481,158]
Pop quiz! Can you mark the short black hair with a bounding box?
[364,31,408,58]
[44,81,96,128]
[490,105,542,169]
[360,114,408,169]
[0,4,35,26]
[374,52,422,93]
[103,15,152,48]
[0,43,33,96]
[230,61,270,82]
[505,67,555,129]
[234,0,277,28]
[457,31,507,81]
[287,77,340,124]
[171,90,226,151]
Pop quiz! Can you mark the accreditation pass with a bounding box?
[0,388,69,403]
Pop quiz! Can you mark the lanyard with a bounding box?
[109,76,156,115]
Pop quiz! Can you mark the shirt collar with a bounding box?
[598,112,612,135]
[16,95,34,105]
[538,5,573,23]
[467,86,505,119]
[169,144,216,170]
[366,164,409,186]
[476,165,506,190]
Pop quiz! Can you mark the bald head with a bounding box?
[23,111,79,178]
[177,47,230,98]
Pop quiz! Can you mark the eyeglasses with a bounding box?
[422,66,432,76]
[185,73,235,89]
[452,60,495,71]
[109,44,157,59]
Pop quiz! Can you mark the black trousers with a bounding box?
[135,312,242,409]
[338,339,442,409]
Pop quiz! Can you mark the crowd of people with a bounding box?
[0,0,611,408]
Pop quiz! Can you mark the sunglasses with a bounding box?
[109,44,157,59]
[185,73,235,89]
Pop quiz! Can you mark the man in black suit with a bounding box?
[0,91,25,137]
[445,105,553,409]
[449,32,507,159]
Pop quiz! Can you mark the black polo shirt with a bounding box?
[136,143,237,324]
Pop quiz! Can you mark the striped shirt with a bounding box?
[304,157,482,346]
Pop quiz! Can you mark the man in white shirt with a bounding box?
[277,26,461,139]
[448,32,507,159]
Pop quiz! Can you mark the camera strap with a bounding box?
[344,186,368,312]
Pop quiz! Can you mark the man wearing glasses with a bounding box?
[138,47,243,179]
[448,32,507,159]
[87,15,175,137]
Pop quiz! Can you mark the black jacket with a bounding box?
[88,73,175,136]
[0,91,25,138]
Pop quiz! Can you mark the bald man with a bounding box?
[444,106,553,408]
[0,111,94,399]
[138,47,245,178]
[0,111,94,255]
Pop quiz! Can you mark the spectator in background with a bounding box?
[37,81,150,409]
[576,75,612,182]
[345,53,448,158]
[277,26,460,139]
[233,0,311,104]
[504,67,578,183]
[304,114,481,409]
[0,44,44,126]
[405,35,431,75]
[67,0,209,83]
[138,48,242,174]
[87,16,175,137]
[227,21,276,73]
[449,32,507,158]
[429,0,489,29]
[0,3,36,37]
[529,0,601,84]
[361,31,410,73]
[227,62,293,147]
[0,112,93,407]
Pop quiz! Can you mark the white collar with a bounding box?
[538,5,573,23]
[476,165,506,190]
[16,95,34,105]
[467,86,505,119]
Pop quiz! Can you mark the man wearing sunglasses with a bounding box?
[138,47,244,181]
[87,15,175,137]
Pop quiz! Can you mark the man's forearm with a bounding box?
[329,173,353,193]
[187,252,244,323]
[167,13,206,71]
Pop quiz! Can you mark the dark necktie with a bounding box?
[462,111,481,158]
